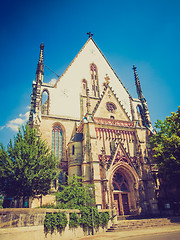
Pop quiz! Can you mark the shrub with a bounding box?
[44,211,67,233]
[69,212,80,228]
[100,212,110,227]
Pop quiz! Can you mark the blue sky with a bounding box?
[0,0,180,146]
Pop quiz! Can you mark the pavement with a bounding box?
[78,225,180,240]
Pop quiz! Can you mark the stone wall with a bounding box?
[0,208,46,228]
[0,208,116,240]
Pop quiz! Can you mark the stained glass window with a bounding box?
[52,125,63,161]
[82,79,87,95]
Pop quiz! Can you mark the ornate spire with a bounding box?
[133,65,153,130]
[29,43,44,127]
[36,43,44,83]
[133,65,144,101]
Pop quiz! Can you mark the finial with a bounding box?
[104,74,110,86]
[40,42,44,50]
[87,32,93,38]
[133,65,153,130]
[132,65,136,71]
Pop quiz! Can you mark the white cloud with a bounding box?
[0,126,5,131]
[0,109,30,132]
[49,78,57,85]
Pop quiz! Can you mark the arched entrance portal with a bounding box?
[113,171,130,215]
[110,165,139,216]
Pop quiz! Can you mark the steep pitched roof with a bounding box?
[54,38,130,98]
[44,37,133,120]
[54,38,91,88]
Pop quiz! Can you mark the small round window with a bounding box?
[106,102,117,113]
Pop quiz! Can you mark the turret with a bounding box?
[133,65,153,130]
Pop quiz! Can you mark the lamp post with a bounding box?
[89,187,94,235]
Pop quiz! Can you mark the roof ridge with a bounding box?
[54,38,91,87]
[54,37,132,98]
[91,85,107,116]
[90,38,131,97]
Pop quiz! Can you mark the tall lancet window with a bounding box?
[82,79,87,95]
[52,124,63,161]
[90,63,99,97]
[41,90,49,115]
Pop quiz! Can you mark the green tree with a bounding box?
[150,106,180,201]
[56,176,94,209]
[43,176,110,231]
[0,125,57,206]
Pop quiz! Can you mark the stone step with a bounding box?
[107,217,180,232]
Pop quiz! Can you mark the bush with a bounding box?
[79,206,93,229]
[69,212,80,228]
[100,212,110,227]
[79,206,110,230]
[44,212,67,233]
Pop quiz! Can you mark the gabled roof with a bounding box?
[54,38,91,88]
[44,36,133,119]
[92,84,131,121]
[54,37,131,98]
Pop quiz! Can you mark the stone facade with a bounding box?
[29,36,158,216]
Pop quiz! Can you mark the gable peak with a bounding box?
[92,84,131,120]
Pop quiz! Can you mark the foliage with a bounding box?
[42,176,110,232]
[0,196,3,208]
[100,212,110,227]
[0,125,57,204]
[69,212,80,228]
[79,206,94,229]
[43,176,110,231]
[56,176,94,209]
[44,209,110,233]
[150,106,180,200]
[44,212,67,233]
[79,206,110,230]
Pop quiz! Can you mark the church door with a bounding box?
[122,193,130,215]
[114,194,120,215]
[113,170,131,215]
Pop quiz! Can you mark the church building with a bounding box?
[29,34,158,216]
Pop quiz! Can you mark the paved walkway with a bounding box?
[78,225,180,240]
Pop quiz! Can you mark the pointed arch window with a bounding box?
[52,125,63,161]
[90,63,99,97]
[41,90,49,115]
[82,79,87,95]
